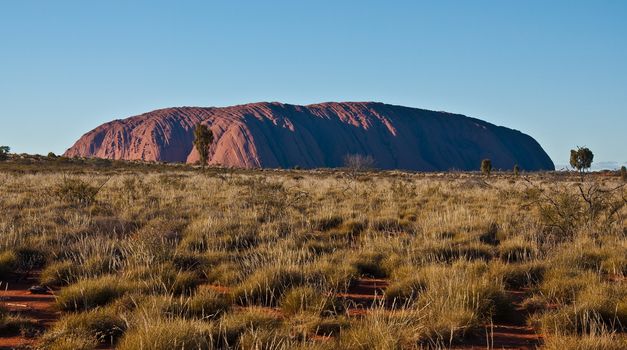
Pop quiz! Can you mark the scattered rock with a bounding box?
[28,285,50,294]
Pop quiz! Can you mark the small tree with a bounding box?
[0,146,10,161]
[621,166,626,182]
[48,152,57,158]
[569,146,594,173]
[481,159,492,176]
[513,164,520,176]
[344,154,375,172]
[193,124,213,167]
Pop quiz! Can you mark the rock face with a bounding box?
[64,102,554,171]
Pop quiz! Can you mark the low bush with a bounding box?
[421,306,478,345]
[495,262,546,289]
[498,240,537,262]
[416,262,507,338]
[532,283,627,336]
[350,251,389,278]
[118,318,214,350]
[56,275,131,311]
[542,333,627,350]
[338,310,424,349]
[218,307,282,347]
[307,256,357,291]
[280,286,342,316]
[53,177,100,206]
[0,306,36,337]
[41,260,80,286]
[540,268,598,304]
[384,277,426,306]
[187,285,232,319]
[311,216,343,232]
[371,217,414,233]
[0,251,16,279]
[416,242,494,264]
[44,308,126,345]
[326,219,367,241]
[125,263,202,295]
[237,328,291,350]
[204,262,241,286]
[233,267,305,306]
[43,334,97,350]
[13,247,47,271]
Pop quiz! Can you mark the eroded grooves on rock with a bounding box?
[65,102,554,171]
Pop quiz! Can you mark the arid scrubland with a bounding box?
[0,159,625,349]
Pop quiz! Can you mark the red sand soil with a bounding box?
[338,278,388,316]
[0,276,544,349]
[204,279,542,348]
[450,290,542,350]
[0,273,59,350]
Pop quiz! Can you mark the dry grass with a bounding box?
[0,158,625,349]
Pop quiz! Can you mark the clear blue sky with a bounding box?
[1,0,625,168]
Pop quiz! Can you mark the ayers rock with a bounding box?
[64,102,554,171]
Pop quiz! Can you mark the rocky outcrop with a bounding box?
[64,102,554,171]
